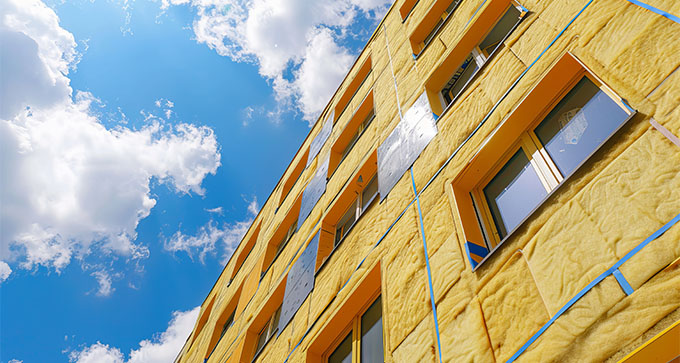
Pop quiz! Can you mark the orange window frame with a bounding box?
[261,194,303,279]
[306,261,382,363]
[399,0,420,20]
[242,275,286,362]
[409,0,463,56]
[229,221,261,283]
[322,294,383,363]
[451,52,635,269]
[205,284,244,360]
[334,57,372,123]
[316,151,378,271]
[328,90,375,177]
[279,148,310,207]
[424,0,525,116]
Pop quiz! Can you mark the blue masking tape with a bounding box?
[506,212,680,362]
[467,241,489,258]
[612,268,634,296]
[625,0,680,24]
[411,168,444,363]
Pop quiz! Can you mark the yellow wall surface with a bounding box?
[176,0,680,362]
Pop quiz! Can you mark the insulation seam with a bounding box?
[624,0,680,24]
[411,168,444,363]
[506,212,680,362]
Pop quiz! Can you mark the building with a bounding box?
[176,0,680,362]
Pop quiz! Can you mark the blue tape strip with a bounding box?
[625,0,680,24]
[612,269,634,296]
[432,112,439,121]
[466,241,489,258]
[506,212,680,362]
[464,242,479,269]
[411,168,444,363]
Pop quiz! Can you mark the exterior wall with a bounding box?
[177,0,680,362]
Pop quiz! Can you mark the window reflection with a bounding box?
[534,77,629,177]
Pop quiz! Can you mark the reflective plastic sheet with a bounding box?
[377,91,438,200]
[297,155,329,228]
[307,111,334,166]
[277,230,319,334]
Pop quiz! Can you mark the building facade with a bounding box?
[176,0,680,362]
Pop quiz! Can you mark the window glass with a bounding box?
[441,54,479,105]
[483,149,547,239]
[534,77,629,177]
[221,311,235,338]
[478,5,521,55]
[336,202,357,245]
[361,176,378,212]
[328,333,352,363]
[255,325,269,354]
[360,297,384,363]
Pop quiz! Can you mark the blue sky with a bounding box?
[0,0,389,362]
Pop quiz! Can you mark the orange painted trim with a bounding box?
[306,260,382,361]
[241,273,288,362]
[279,148,311,207]
[400,0,419,20]
[329,90,374,177]
[230,221,262,281]
[450,52,589,266]
[409,0,458,53]
[619,319,680,363]
[205,283,245,358]
[262,194,303,273]
[424,0,511,89]
[334,57,372,123]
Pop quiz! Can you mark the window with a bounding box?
[399,0,420,20]
[334,57,372,122]
[206,307,237,360]
[335,175,378,246]
[229,221,261,283]
[410,0,463,56]
[325,296,384,363]
[451,53,635,269]
[317,152,378,271]
[329,91,376,177]
[262,220,297,280]
[261,195,302,279]
[439,3,526,109]
[340,109,374,164]
[276,220,297,256]
[254,305,281,358]
[279,148,310,207]
[473,76,630,245]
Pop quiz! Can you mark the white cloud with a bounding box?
[70,307,200,363]
[205,206,224,214]
[165,197,259,264]
[0,0,221,285]
[161,0,390,122]
[0,261,12,283]
[92,270,115,297]
[70,343,124,363]
[9,359,24,363]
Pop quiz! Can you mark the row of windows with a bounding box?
[195,0,638,359]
